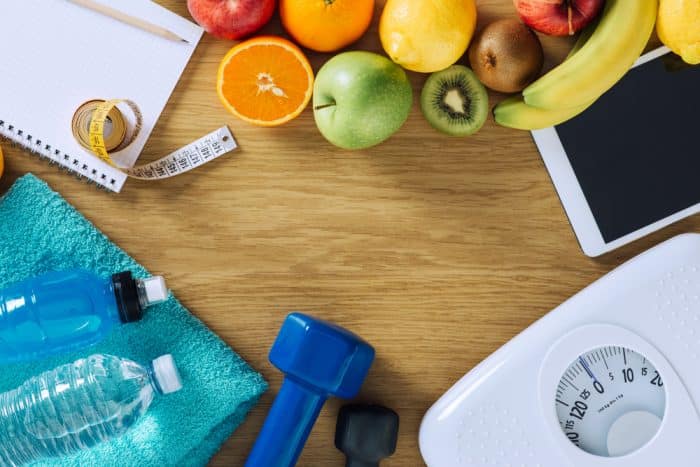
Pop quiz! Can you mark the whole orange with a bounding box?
[281,0,375,53]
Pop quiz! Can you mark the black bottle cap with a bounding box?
[112,271,143,323]
[335,404,399,467]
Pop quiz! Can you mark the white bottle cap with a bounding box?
[152,354,183,394]
[142,276,168,306]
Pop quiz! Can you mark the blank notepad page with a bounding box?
[0,0,203,192]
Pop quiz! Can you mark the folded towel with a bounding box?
[0,174,267,466]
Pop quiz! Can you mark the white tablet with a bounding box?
[532,47,700,257]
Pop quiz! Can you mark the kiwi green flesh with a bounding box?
[421,65,489,137]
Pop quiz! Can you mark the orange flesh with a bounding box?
[219,43,312,124]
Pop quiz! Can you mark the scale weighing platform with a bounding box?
[420,234,700,466]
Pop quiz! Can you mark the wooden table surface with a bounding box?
[0,1,677,465]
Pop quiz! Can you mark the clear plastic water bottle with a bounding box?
[0,269,168,364]
[0,353,182,466]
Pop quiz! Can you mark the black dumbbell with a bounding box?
[335,404,399,467]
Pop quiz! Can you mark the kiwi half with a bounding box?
[420,65,489,136]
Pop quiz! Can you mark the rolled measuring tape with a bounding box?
[71,99,236,180]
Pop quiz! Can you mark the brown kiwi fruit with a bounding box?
[468,19,544,93]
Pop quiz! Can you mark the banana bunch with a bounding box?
[494,0,658,131]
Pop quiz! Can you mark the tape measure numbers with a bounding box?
[72,99,141,158]
[71,99,237,181]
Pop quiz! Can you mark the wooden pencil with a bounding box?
[66,0,189,43]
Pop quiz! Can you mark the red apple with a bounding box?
[187,0,276,40]
[513,0,605,36]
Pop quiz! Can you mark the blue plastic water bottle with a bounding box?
[0,269,168,364]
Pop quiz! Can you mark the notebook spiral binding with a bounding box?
[0,119,115,191]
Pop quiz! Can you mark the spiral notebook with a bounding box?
[0,0,203,192]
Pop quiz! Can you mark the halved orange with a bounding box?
[217,36,314,127]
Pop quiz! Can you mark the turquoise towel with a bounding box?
[0,174,267,466]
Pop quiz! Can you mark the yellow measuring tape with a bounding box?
[72,99,142,164]
[69,98,236,187]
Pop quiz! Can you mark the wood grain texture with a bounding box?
[0,1,673,465]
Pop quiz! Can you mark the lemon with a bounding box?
[657,0,700,64]
[379,0,477,73]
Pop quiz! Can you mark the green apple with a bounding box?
[313,51,413,150]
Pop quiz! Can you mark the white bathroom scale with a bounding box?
[420,233,700,466]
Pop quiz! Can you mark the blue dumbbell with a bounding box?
[245,313,375,467]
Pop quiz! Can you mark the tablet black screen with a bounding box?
[554,54,700,243]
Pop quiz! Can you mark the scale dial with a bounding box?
[555,345,666,457]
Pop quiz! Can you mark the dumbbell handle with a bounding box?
[245,379,326,467]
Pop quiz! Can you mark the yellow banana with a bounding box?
[523,0,657,110]
[494,95,594,130]
[493,28,596,131]
[566,19,598,60]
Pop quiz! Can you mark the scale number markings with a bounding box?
[554,345,666,457]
